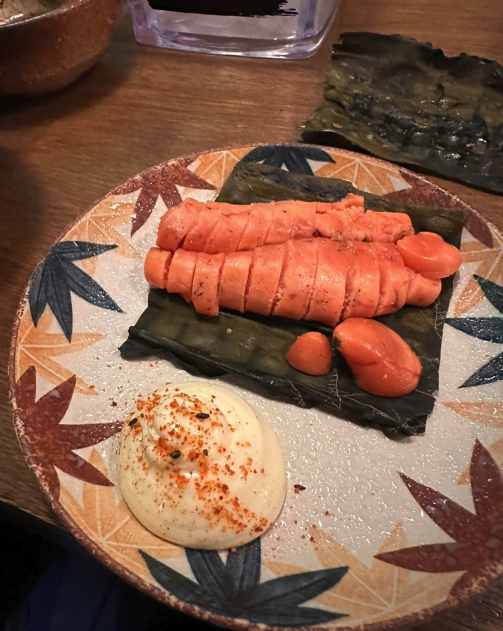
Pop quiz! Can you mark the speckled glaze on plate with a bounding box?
[9,145,503,631]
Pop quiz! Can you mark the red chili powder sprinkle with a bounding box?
[134,388,270,536]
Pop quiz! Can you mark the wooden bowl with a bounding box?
[0,0,123,96]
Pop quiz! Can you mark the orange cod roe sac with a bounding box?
[286,332,333,376]
[333,318,422,397]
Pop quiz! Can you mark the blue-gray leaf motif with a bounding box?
[446,275,503,387]
[29,241,123,342]
[242,145,335,176]
[140,538,348,626]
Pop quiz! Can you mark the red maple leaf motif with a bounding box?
[376,440,503,599]
[14,366,122,500]
[113,156,216,235]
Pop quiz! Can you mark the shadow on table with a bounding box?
[0,17,138,131]
[0,148,45,427]
[0,503,220,631]
[0,147,46,295]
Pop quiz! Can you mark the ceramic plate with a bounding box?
[9,145,503,631]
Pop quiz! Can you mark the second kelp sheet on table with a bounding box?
[120,161,464,436]
[302,32,503,193]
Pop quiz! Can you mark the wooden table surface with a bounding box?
[1,0,502,628]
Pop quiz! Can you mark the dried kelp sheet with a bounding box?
[120,162,464,436]
[302,32,503,193]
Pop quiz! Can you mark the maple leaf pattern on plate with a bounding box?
[384,169,461,211]
[59,450,182,582]
[446,276,503,387]
[29,241,123,342]
[141,537,348,626]
[188,148,251,189]
[67,196,139,276]
[15,309,103,395]
[242,145,335,176]
[13,367,122,500]
[376,440,503,600]
[444,403,503,484]
[457,434,503,486]
[454,234,503,317]
[268,523,456,626]
[444,401,503,430]
[315,152,410,195]
[112,157,216,236]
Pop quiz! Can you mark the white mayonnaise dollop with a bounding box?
[118,382,286,549]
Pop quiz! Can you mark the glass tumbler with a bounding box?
[128,0,341,59]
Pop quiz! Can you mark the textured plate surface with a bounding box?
[9,144,503,631]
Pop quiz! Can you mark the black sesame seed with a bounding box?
[129,418,138,427]
[170,450,181,459]
[196,413,210,419]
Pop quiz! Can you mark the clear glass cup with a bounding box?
[128,0,340,59]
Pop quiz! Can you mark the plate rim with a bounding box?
[8,142,503,631]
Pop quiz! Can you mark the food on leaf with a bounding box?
[121,288,437,435]
[405,271,442,307]
[191,252,226,317]
[144,247,172,289]
[396,232,462,280]
[156,197,413,252]
[145,236,457,325]
[121,152,465,435]
[333,319,422,397]
[119,382,286,549]
[286,332,333,376]
[302,33,503,193]
[166,249,198,302]
[217,161,465,241]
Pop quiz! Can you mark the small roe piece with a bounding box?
[333,318,422,398]
[286,332,332,376]
[396,232,462,280]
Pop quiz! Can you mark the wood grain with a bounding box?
[0,0,502,627]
